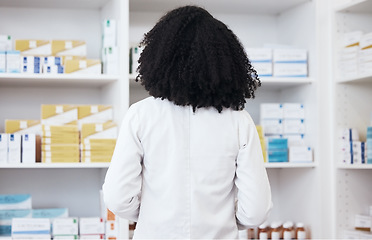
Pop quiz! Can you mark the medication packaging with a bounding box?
[15,40,51,56]
[102,46,119,75]
[5,120,41,135]
[0,35,12,51]
[283,119,305,134]
[41,105,78,126]
[0,209,32,236]
[7,134,21,164]
[52,218,78,237]
[282,134,306,146]
[21,56,41,74]
[78,105,113,128]
[260,104,283,119]
[11,218,50,239]
[289,146,313,162]
[273,49,308,77]
[261,119,283,135]
[342,31,363,48]
[6,51,21,73]
[245,48,273,77]
[0,134,8,163]
[51,40,87,57]
[0,51,5,73]
[359,32,372,50]
[283,103,305,119]
[64,59,101,74]
[102,19,116,47]
[79,217,105,236]
[0,194,32,210]
[22,134,39,163]
[354,215,371,231]
[130,46,142,74]
[32,208,68,219]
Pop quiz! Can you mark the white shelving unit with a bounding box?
[0,163,110,169]
[332,0,372,238]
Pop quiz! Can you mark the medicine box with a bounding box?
[342,31,363,48]
[102,19,117,47]
[289,146,313,163]
[273,49,307,62]
[41,105,78,126]
[81,122,118,143]
[21,56,41,74]
[106,220,119,238]
[52,218,78,236]
[0,209,32,236]
[79,235,104,239]
[102,46,119,75]
[6,51,21,73]
[260,104,283,119]
[282,134,306,146]
[0,35,12,51]
[267,149,288,163]
[339,46,358,61]
[360,32,372,50]
[78,105,113,126]
[22,134,39,164]
[11,218,50,239]
[32,208,68,219]
[0,134,8,163]
[0,51,5,73]
[283,119,305,134]
[41,56,62,66]
[267,138,288,150]
[7,134,21,164]
[5,120,41,134]
[246,48,273,77]
[0,194,32,210]
[54,235,79,239]
[15,39,51,56]
[261,119,283,135]
[64,59,101,74]
[354,214,371,231]
[339,128,359,142]
[43,65,64,74]
[283,103,305,119]
[359,48,372,63]
[51,40,87,57]
[129,46,143,74]
[79,217,105,235]
[273,63,307,77]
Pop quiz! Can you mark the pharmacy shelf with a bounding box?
[0,163,110,169]
[0,0,109,10]
[335,0,372,13]
[337,164,372,169]
[264,162,317,168]
[130,0,308,15]
[130,74,314,91]
[336,73,372,84]
[0,74,119,87]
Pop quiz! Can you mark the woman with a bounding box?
[103,5,272,239]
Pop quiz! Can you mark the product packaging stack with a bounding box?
[52,217,79,239]
[41,105,80,163]
[102,19,119,75]
[79,217,105,239]
[246,48,273,77]
[367,126,372,164]
[0,194,32,238]
[273,49,308,77]
[339,128,367,164]
[260,103,312,163]
[4,120,42,164]
[81,122,117,163]
[129,45,143,75]
[358,32,372,76]
[256,125,267,162]
[11,218,51,239]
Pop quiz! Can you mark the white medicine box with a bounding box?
[260,104,283,119]
[283,103,305,119]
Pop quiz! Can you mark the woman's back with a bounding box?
[103,97,272,239]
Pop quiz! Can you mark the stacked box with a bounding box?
[273,49,308,77]
[256,126,267,162]
[51,40,87,57]
[129,45,143,74]
[32,208,68,219]
[266,138,288,162]
[15,40,51,56]
[0,35,12,51]
[41,105,79,163]
[339,128,367,164]
[245,48,273,77]
[5,120,41,135]
[0,210,32,237]
[41,56,64,74]
[21,56,41,74]
[11,218,50,239]
[338,31,363,78]
[102,19,118,75]
[0,194,32,210]
[64,59,101,74]
[8,134,21,164]
[52,218,78,239]
[78,105,113,129]
[6,51,21,73]
[79,217,105,239]
[359,32,372,75]
[81,122,117,163]
[367,127,372,164]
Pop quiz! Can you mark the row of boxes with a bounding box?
[0,133,40,164]
[245,48,308,77]
[339,128,371,165]
[102,19,119,75]
[338,31,372,78]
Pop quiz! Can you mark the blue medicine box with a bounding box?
[268,149,288,162]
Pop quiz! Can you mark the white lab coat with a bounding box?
[103,97,272,239]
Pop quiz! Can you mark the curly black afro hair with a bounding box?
[136,5,261,113]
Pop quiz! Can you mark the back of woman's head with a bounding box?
[137,5,261,112]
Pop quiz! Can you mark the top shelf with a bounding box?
[335,0,372,13]
[0,0,109,10]
[130,0,309,15]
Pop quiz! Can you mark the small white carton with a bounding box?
[261,119,283,135]
[289,146,313,162]
[260,104,283,119]
[8,134,21,164]
[0,133,8,163]
[11,218,50,239]
[79,217,105,235]
[22,134,36,164]
[52,218,78,236]
[283,119,305,134]
[283,103,305,119]
[0,51,5,73]
[6,51,21,73]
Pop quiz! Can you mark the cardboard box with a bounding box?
[82,138,117,147]
[42,156,79,163]
[359,48,372,63]
[32,208,68,219]
[42,144,79,152]
[64,59,101,74]
[54,235,79,239]
[22,134,41,164]
[261,119,283,135]
[339,128,359,141]
[0,35,12,51]
[283,119,305,134]
[52,218,78,236]
[283,103,305,119]
[78,105,113,126]
[0,195,32,210]
[260,104,283,119]
[21,56,41,74]
[339,45,358,61]
[15,40,51,56]
[79,218,105,235]
[6,51,21,73]
[0,51,5,73]
[8,134,21,164]
[273,49,307,62]
[102,19,116,48]
[11,218,50,239]
[42,125,79,133]
[79,235,104,239]
[273,63,308,77]
[0,134,8,163]
[51,40,86,57]
[5,120,41,134]
[289,146,313,162]
[42,150,80,159]
[42,137,79,145]
[0,210,32,237]
[41,105,78,126]
[81,122,117,142]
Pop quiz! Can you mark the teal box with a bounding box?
[0,194,32,210]
[0,209,32,236]
[267,138,288,150]
[32,208,68,219]
[268,149,288,162]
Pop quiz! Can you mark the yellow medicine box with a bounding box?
[64,59,101,74]
[5,120,41,134]
[81,122,117,142]
[41,105,78,126]
[15,39,51,56]
[51,40,87,57]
